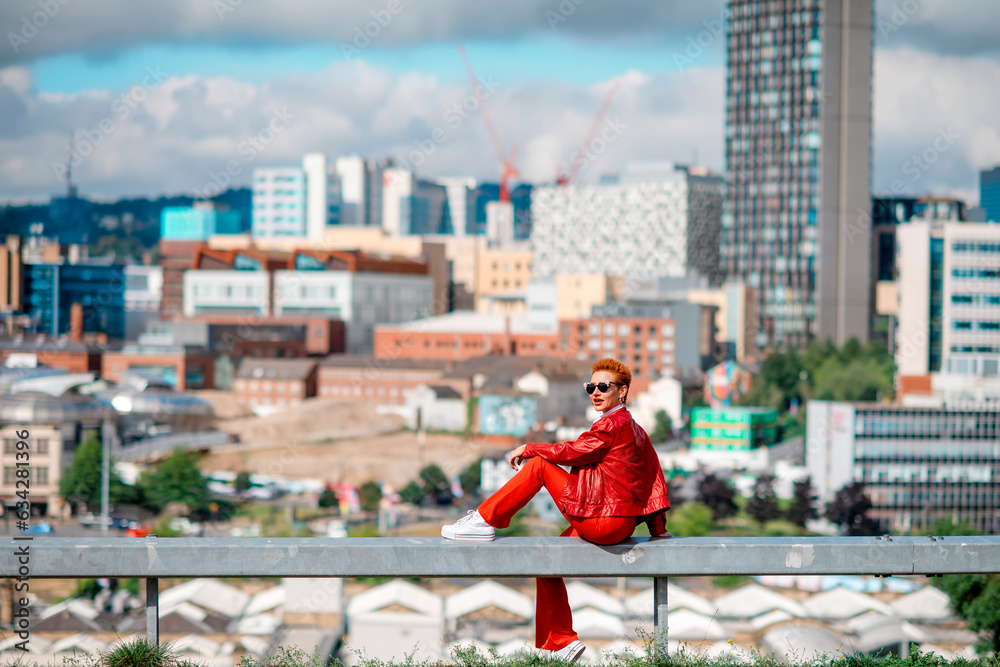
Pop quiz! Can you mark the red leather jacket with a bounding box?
[523,407,670,518]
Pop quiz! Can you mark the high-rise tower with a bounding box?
[721,0,873,348]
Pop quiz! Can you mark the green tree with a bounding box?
[928,520,1000,653]
[59,433,131,509]
[938,575,1000,655]
[745,474,781,524]
[141,449,209,512]
[359,481,382,513]
[234,471,252,493]
[400,480,426,506]
[419,464,449,493]
[825,482,879,536]
[459,460,482,497]
[697,473,737,521]
[649,410,673,443]
[667,503,714,537]
[318,486,339,508]
[786,477,819,527]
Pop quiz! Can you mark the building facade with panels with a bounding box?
[807,400,1000,534]
[721,0,873,348]
[530,165,723,283]
[689,407,778,452]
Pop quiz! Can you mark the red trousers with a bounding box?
[478,457,635,650]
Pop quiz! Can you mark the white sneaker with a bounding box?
[441,510,495,541]
[552,640,585,663]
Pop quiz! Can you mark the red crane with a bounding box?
[556,77,622,186]
[457,45,518,203]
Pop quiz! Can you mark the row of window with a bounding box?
[2,466,49,485]
[951,294,1000,306]
[952,242,1000,254]
[233,380,305,394]
[571,323,676,338]
[3,439,50,455]
[952,268,1000,279]
[321,384,402,398]
[952,345,1000,354]
[191,284,264,299]
[952,321,1000,331]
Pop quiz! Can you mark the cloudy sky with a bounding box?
[1,0,999,204]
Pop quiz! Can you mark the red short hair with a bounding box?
[592,358,632,388]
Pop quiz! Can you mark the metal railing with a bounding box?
[5,535,1000,657]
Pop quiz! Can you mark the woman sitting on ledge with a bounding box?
[441,357,671,663]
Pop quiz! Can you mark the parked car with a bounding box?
[78,513,141,530]
[22,521,53,534]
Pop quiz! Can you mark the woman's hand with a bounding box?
[507,445,527,471]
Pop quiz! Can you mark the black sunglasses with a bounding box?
[584,382,621,395]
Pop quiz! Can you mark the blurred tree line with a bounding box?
[737,338,895,439]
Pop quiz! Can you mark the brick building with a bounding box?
[318,356,459,406]
[102,344,216,391]
[0,338,102,374]
[232,358,318,411]
[373,312,561,363]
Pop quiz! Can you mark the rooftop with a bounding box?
[236,358,317,381]
[380,311,557,335]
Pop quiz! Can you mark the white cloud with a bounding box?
[0,61,725,201]
[873,47,1000,204]
[2,38,997,206]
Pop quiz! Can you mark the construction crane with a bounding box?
[555,77,622,186]
[457,45,518,203]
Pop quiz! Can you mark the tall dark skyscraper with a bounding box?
[720,0,873,349]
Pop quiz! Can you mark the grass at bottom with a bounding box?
[246,643,1000,667]
[12,637,998,667]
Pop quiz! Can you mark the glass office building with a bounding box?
[24,264,126,340]
[721,0,873,348]
[808,401,1000,534]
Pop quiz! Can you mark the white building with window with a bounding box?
[182,262,433,354]
[896,221,1000,405]
[182,271,271,318]
[252,153,341,239]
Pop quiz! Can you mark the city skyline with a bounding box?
[0,0,998,204]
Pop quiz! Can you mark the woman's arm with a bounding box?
[523,421,617,467]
